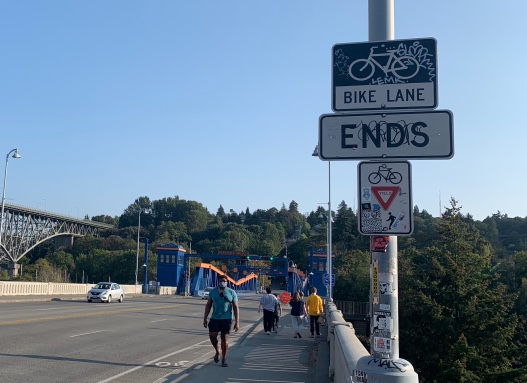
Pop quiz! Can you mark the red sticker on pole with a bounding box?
[372,236,390,252]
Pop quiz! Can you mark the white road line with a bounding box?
[151,319,170,323]
[35,308,59,311]
[227,380,305,383]
[96,339,211,383]
[70,330,107,338]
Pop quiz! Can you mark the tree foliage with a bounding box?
[399,198,527,383]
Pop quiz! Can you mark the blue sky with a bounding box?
[1,1,525,221]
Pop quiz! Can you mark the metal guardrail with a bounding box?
[334,300,369,317]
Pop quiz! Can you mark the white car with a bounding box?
[87,282,124,303]
[201,287,214,300]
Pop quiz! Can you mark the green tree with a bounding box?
[0,269,9,280]
[119,196,153,228]
[217,223,253,252]
[399,198,526,383]
[248,222,285,257]
[216,205,226,221]
[91,215,117,225]
[174,200,210,233]
[154,221,191,244]
[47,250,75,274]
[332,201,358,252]
[333,249,370,301]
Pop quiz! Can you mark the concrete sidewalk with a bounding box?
[168,316,331,383]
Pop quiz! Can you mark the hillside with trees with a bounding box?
[2,195,527,382]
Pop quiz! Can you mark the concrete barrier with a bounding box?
[326,302,419,383]
[326,302,370,382]
[0,282,153,296]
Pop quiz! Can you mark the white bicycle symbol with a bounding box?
[348,46,420,81]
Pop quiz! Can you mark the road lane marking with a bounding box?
[70,330,108,338]
[96,340,211,383]
[0,304,185,326]
[151,319,170,323]
[35,308,59,311]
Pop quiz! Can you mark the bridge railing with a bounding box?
[326,302,370,382]
[0,282,144,296]
[326,302,419,383]
[334,300,369,317]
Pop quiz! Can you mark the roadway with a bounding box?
[0,294,269,383]
[0,294,327,383]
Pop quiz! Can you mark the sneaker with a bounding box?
[316,333,322,336]
[266,331,271,335]
[310,334,314,338]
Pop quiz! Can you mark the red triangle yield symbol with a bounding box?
[371,186,400,211]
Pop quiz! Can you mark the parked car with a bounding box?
[201,287,214,300]
[87,282,124,303]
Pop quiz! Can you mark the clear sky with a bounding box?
[1,1,525,221]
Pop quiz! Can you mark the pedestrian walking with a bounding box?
[258,287,278,335]
[272,293,283,332]
[203,275,240,367]
[306,286,323,338]
[289,291,308,338]
[297,289,304,301]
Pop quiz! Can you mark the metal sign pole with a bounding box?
[353,1,419,382]
[368,0,399,359]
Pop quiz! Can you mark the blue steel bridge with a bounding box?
[0,203,114,276]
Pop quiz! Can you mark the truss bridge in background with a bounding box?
[0,203,114,276]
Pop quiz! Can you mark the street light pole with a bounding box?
[0,149,21,249]
[327,161,333,302]
[135,209,141,286]
[186,242,192,296]
[312,145,332,301]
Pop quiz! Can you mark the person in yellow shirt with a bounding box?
[305,287,323,337]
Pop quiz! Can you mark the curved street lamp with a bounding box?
[0,149,21,248]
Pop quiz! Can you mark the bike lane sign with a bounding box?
[333,38,437,112]
[358,161,413,235]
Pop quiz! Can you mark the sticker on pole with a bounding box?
[358,161,413,235]
[371,236,390,252]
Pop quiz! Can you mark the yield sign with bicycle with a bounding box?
[332,38,437,112]
[358,161,413,236]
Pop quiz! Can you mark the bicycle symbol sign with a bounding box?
[332,38,437,112]
[357,161,413,236]
[348,46,420,82]
[368,164,402,185]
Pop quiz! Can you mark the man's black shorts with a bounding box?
[208,318,232,334]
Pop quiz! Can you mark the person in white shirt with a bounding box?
[258,287,278,335]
